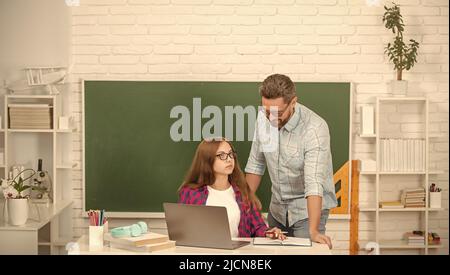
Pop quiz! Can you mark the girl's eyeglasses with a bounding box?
[216,151,236,161]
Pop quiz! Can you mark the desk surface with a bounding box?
[70,235,332,255]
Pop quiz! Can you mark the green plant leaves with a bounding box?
[383,2,420,78]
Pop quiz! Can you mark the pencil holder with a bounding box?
[89,225,104,249]
[429,192,441,209]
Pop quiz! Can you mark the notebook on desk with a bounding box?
[253,237,312,247]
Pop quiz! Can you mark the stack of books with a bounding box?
[8,104,53,129]
[104,232,175,252]
[401,188,426,208]
[380,138,425,172]
[379,201,404,209]
[404,231,425,246]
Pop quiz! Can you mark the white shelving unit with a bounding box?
[0,93,74,255]
[358,97,444,254]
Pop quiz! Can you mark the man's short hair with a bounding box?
[259,74,296,103]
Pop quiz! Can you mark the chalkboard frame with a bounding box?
[82,79,354,218]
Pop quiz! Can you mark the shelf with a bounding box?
[381,171,443,175]
[378,97,427,102]
[380,171,426,174]
[6,95,56,99]
[1,92,73,255]
[359,207,445,212]
[379,240,425,249]
[360,171,444,175]
[378,240,443,249]
[8,129,53,133]
[360,171,376,175]
[56,163,77,169]
[56,128,76,133]
[359,134,376,138]
[0,200,73,231]
[359,206,377,212]
[6,129,76,133]
[368,97,443,255]
[380,208,426,212]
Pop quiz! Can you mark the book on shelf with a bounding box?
[403,193,426,198]
[104,232,170,247]
[403,188,425,194]
[404,200,425,206]
[390,139,394,171]
[415,139,421,171]
[405,231,425,238]
[379,201,404,209]
[399,139,404,171]
[404,197,425,202]
[380,138,427,172]
[9,104,53,129]
[403,140,408,171]
[401,188,426,207]
[404,232,425,245]
[407,139,412,171]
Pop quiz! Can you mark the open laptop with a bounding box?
[163,203,250,250]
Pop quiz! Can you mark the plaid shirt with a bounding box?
[178,184,268,237]
[245,102,338,227]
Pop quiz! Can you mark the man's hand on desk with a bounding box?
[310,230,332,249]
[264,227,287,240]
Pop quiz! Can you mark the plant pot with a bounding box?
[7,198,29,225]
[390,80,408,96]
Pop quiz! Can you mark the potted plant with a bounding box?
[383,2,420,96]
[1,169,35,225]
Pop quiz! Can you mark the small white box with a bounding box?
[429,192,441,209]
[361,159,376,172]
[89,225,104,249]
[59,116,69,130]
[361,106,374,135]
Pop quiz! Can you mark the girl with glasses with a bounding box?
[178,137,285,240]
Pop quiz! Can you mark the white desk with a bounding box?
[0,200,73,255]
[70,235,332,255]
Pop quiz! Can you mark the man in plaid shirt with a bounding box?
[245,74,338,249]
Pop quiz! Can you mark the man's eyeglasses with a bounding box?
[216,151,236,161]
[261,105,289,119]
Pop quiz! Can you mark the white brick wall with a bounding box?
[69,0,449,255]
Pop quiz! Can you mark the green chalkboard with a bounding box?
[83,81,351,214]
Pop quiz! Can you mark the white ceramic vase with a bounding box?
[7,198,29,226]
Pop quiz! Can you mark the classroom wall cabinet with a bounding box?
[358,97,444,255]
[0,92,74,255]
